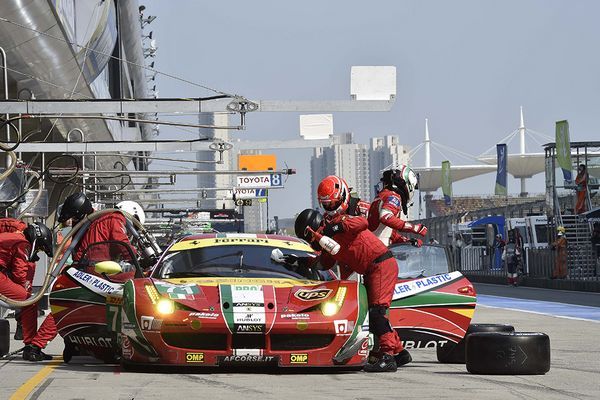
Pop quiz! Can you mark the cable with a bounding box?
[0,16,236,97]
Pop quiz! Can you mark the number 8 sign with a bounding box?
[270,173,283,187]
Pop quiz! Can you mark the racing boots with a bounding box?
[394,349,412,367]
[14,321,23,341]
[363,353,397,372]
[22,345,53,362]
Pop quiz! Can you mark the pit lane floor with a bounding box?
[2,284,599,400]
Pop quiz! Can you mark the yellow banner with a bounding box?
[164,277,318,288]
[169,237,314,253]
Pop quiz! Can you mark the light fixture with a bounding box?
[321,302,339,317]
[156,298,175,314]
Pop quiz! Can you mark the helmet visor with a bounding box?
[320,199,340,212]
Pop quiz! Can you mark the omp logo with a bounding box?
[290,353,308,364]
[294,288,332,301]
[186,352,205,363]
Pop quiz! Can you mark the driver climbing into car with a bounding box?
[368,165,428,248]
[0,222,58,361]
[301,175,404,372]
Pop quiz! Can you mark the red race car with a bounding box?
[388,243,477,350]
[50,234,476,368]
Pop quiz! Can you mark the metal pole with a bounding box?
[0,46,10,168]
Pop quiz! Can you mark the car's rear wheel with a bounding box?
[466,332,551,375]
[437,323,515,364]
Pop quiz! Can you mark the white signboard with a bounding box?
[225,188,268,200]
[236,174,283,188]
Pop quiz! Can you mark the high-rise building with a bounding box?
[310,134,411,209]
[197,112,234,209]
[369,135,411,192]
[310,133,370,208]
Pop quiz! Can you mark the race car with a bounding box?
[115,233,370,367]
[50,233,476,367]
[388,243,477,349]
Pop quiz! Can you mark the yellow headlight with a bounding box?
[156,298,175,314]
[321,301,339,317]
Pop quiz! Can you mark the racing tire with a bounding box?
[466,332,550,375]
[437,323,515,364]
[0,318,9,356]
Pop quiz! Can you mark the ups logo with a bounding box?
[294,288,332,301]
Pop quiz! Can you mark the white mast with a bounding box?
[425,118,431,168]
[519,106,526,195]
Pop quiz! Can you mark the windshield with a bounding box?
[154,244,316,280]
[534,224,549,245]
[390,244,450,279]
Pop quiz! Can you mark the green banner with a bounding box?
[555,120,572,182]
[442,161,452,206]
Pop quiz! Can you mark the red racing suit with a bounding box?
[0,218,27,234]
[72,212,133,262]
[368,189,427,246]
[315,214,403,355]
[0,232,57,349]
[348,197,418,246]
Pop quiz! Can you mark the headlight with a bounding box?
[321,301,339,316]
[321,286,347,317]
[156,298,175,314]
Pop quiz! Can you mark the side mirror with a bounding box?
[94,261,122,275]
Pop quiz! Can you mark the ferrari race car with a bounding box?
[50,233,476,368]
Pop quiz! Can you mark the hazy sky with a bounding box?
[143,0,600,218]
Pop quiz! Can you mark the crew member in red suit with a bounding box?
[307,175,407,372]
[348,195,424,247]
[0,222,57,361]
[57,193,133,263]
[368,166,428,246]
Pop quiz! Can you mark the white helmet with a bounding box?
[116,201,146,225]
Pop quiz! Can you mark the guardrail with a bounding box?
[449,246,599,281]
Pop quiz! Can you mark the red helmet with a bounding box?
[318,175,350,215]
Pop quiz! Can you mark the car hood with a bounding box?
[150,277,342,313]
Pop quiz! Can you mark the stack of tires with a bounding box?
[0,318,9,357]
[437,323,551,375]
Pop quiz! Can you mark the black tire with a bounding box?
[0,319,9,356]
[466,332,550,375]
[437,323,515,364]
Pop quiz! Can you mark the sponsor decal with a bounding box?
[154,282,200,300]
[67,269,120,295]
[236,324,264,333]
[219,355,277,364]
[402,340,447,349]
[166,277,315,288]
[68,335,113,348]
[333,319,354,334]
[189,312,219,319]
[185,352,205,363]
[290,353,308,364]
[392,272,463,300]
[106,295,123,305]
[357,338,369,357]
[386,196,401,207]
[280,313,310,320]
[169,237,314,253]
[140,316,163,331]
[294,288,332,301]
[121,336,133,359]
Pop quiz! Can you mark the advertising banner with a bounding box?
[555,120,572,182]
[495,144,507,196]
[442,161,452,206]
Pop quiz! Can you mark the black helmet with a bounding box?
[58,192,93,223]
[24,222,54,258]
[295,209,323,241]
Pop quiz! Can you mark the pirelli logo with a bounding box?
[290,353,308,364]
[186,352,205,363]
